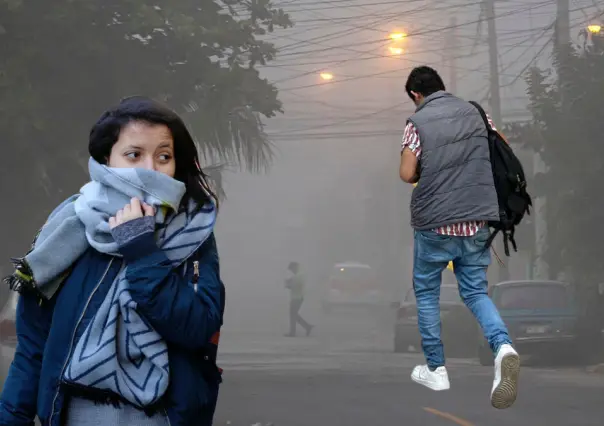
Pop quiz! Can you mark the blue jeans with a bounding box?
[413,227,512,370]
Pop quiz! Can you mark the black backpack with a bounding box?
[470,101,532,256]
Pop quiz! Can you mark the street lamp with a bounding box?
[389,32,407,40]
[319,72,334,81]
[587,24,602,34]
[388,46,404,56]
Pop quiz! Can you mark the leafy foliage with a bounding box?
[510,34,604,283]
[0,0,292,260]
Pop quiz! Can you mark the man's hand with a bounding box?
[109,198,155,229]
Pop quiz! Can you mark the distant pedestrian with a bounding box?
[285,261,313,337]
[399,66,519,409]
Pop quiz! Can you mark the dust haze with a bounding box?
[1,0,603,424]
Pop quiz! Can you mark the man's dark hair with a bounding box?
[405,66,446,100]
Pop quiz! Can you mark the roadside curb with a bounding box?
[586,363,604,374]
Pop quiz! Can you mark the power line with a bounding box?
[260,31,557,68]
[270,99,404,135]
[267,25,558,85]
[275,0,556,58]
[280,0,427,12]
[272,2,599,90]
[275,0,436,7]
[274,0,453,53]
[267,129,404,141]
[501,10,598,88]
[262,1,601,135]
[275,40,540,92]
[269,2,490,48]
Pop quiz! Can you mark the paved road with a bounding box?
[214,311,604,426]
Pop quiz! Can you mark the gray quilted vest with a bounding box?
[408,91,499,230]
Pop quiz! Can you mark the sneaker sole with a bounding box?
[491,353,520,409]
[411,374,450,391]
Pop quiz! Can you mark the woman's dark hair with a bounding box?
[405,66,446,100]
[89,96,218,209]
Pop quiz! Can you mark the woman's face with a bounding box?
[107,121,176,178]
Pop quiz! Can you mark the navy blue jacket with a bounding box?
[0,228,224,426]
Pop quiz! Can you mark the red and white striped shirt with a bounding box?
[402,114,497,237]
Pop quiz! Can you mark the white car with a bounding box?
[322,262,385,312]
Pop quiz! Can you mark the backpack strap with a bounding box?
[469,101,492,132]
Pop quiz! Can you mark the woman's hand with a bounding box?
[109,197,155,229]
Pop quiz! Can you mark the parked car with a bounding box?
[394,284,475,356]
[478,280,578,365]
[0,291,18,391]
[322,262,386,312]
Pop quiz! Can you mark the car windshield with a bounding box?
[331,266,371,280]
[329,265,375,291]
[497,284,569,310]
[405,286,459,303]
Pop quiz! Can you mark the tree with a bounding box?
[0,0,292,260]
[507,31,604,286]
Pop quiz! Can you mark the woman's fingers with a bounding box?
[130,197,142,214]
[142,202,156,217]
[110,199,151,229]
[115,209,123,224]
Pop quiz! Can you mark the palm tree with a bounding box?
[0,0,293,274]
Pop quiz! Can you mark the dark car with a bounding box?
[0,291,17,391]
[394,284,475,356]
[477,280,578,365]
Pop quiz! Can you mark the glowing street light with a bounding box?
[320,72,334,81]
[587,24,602,34]
[389,32,407,40]
[388,46,404,56]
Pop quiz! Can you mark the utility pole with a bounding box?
[484,0,508,281]
[450,17,458,94]
[449,16,458,93]
[556,0,570,113]
[443,17,458,93]
[556,0,570,47]
[534,0,571,284]
[485,0,501,125]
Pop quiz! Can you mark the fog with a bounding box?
[1,0,603,423]
[214,0,603,335]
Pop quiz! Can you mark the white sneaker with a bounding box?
[411,365,450,391]
[490,344,520,409]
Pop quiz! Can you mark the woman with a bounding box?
[0,97,225,426]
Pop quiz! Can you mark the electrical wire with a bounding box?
[267,26,558,85]
[273,2,599,91]
[267,129,404,141]
[273,0,453,53]
[261,2,601,135]
[274,0,556,58]
[269,99,405,135]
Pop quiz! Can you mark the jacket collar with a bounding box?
[415,90,452,112]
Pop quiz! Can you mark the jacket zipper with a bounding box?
[192,260,199,293]
[48,258,114,425]
[164,408,172,426]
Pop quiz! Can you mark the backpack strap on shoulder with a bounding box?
[469,101,491,131]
